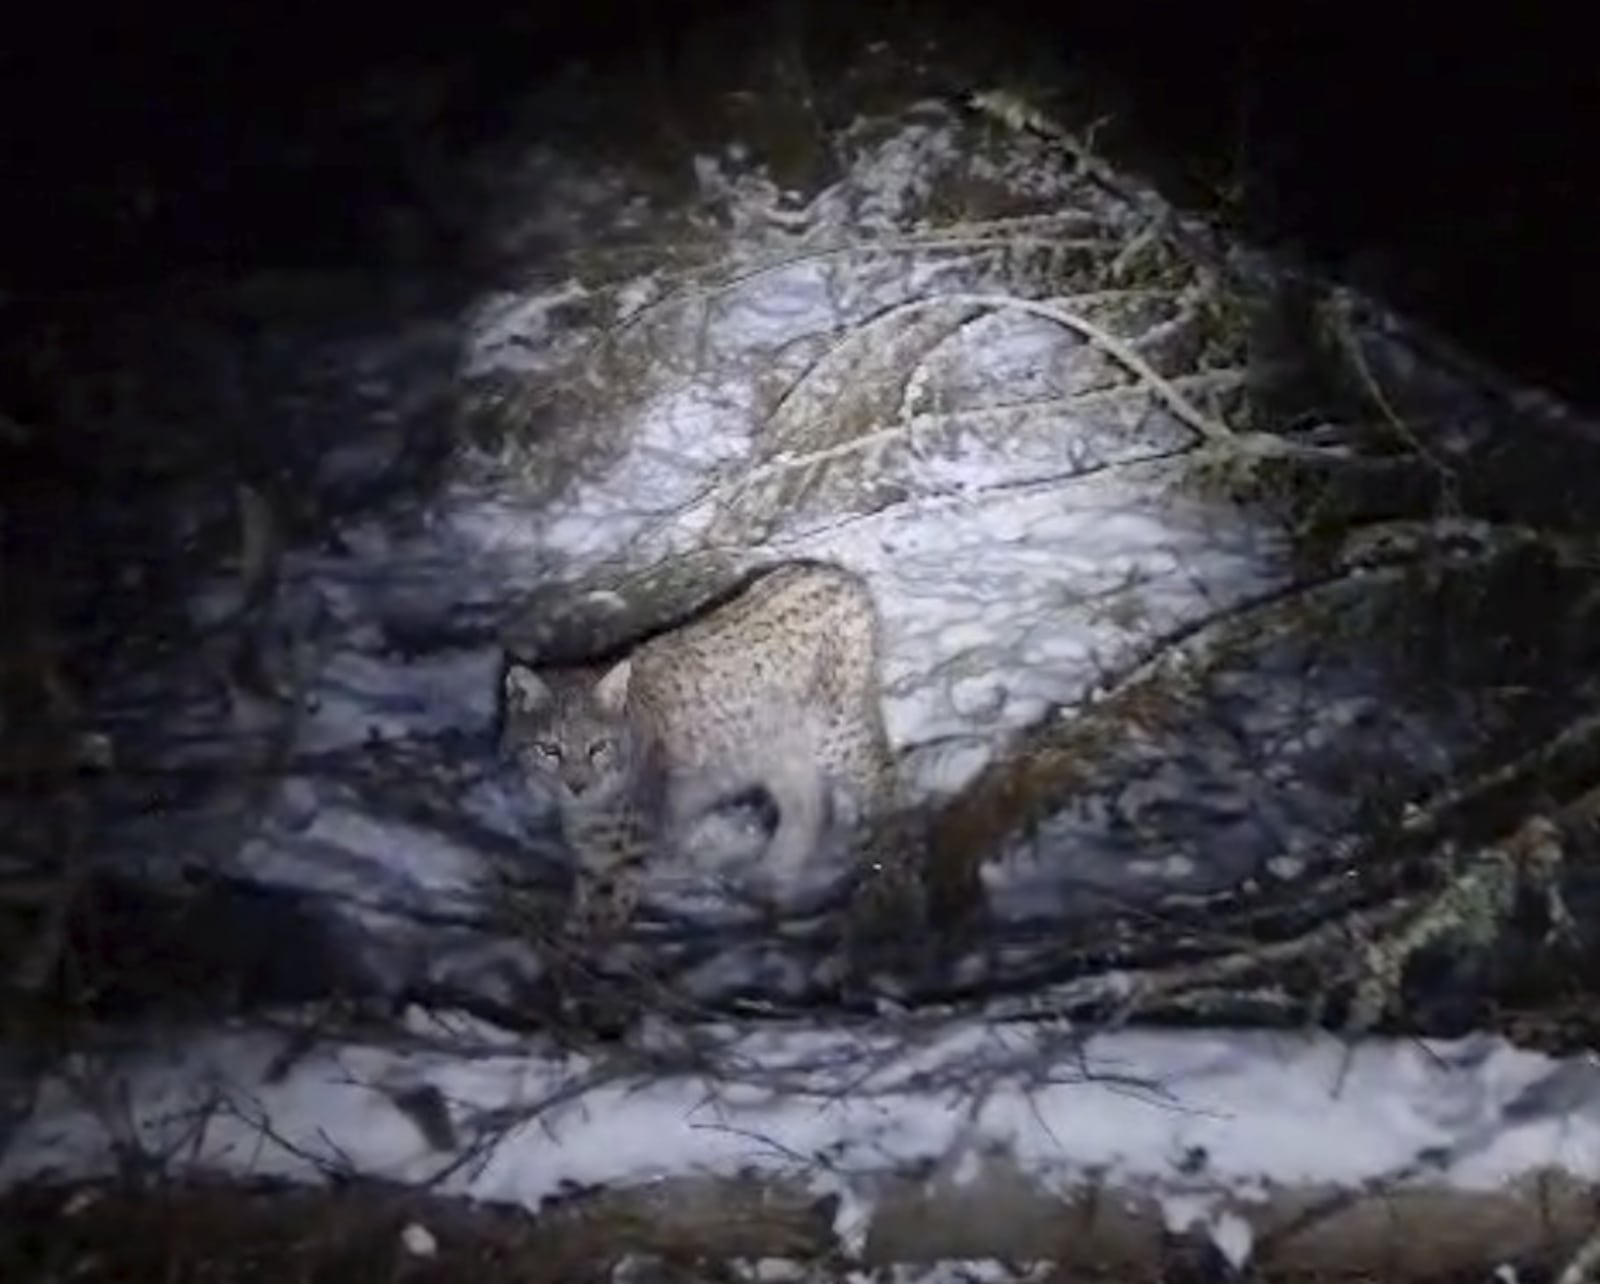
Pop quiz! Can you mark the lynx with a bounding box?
[501,562,902,929]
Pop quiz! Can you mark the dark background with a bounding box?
[2,2,1595,405]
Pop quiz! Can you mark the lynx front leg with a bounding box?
[571,867,642,939]
[825,715,915,881]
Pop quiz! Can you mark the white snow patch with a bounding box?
[463,281,592,377]
[300,649,501,752]
[6,1023,1600,1234]
[238,804,482,905]
[774,467,1281,755]
[1208,1210,1255,1271]
[400,1222,439,1258]
[62,1188,100,1216]
[753,1260,810,1283]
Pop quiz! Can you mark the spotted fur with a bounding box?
[502,562,900,928]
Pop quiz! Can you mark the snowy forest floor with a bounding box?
[5,8,1600,1282]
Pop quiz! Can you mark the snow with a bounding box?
[1208,1211,1256,1271]
[400,1223,439,1257]
[300,648,502,752]
[13,79,1595,1270]
[362,99,1305,836]
[4,1019,1598,1249]
[243,107,1470,927]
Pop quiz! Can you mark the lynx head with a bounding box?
[501,660,643,806]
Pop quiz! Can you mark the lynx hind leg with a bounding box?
[810,618,897,818]
[809,669,899,859]
[828,712,932,956]
[760,759,830,892]
[826,712,897,823]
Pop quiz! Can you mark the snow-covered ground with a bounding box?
[7,77,1596,1277]
[6,1016,1599,1273]
[217,98,1453,953]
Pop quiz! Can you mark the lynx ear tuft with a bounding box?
[593,659,633,713]
[503,664,552,713]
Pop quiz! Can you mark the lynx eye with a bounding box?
[528,741,563,761]
[587,739,614,763]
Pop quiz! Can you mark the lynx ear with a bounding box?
[593,658,633,713]
[503,663,552,713]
